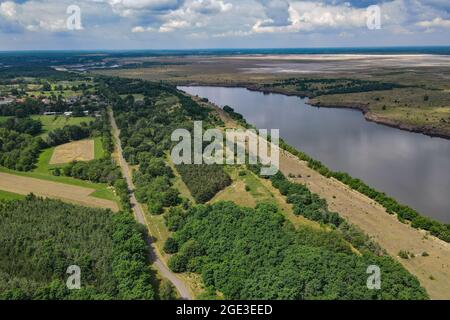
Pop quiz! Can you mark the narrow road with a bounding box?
[108,108,193,300]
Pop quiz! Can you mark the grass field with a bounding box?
[30,115,94,137]
[94,136,105,159]
[0,116,10,124]
[0,190,25,201]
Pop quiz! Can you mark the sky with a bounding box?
[1,0,450,50]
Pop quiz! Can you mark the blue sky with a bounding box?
[1,0,449,50]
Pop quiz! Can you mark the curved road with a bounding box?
[108,109,192,300]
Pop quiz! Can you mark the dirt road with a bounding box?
[108,108,193,300]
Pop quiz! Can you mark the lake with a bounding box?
[179,86,450,223]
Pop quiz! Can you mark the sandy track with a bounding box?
[280,151,450,300]
[108,109,193,300]
[0,172,118,212]
[50,140,95,164]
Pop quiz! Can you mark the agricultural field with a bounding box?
[50,139,95,164]
[0,171,119,211]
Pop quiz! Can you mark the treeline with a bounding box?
[279,140,450,243]
[57,159,121,184]
[0,128,44,171]
[166,201,427,300]
[46,123,92,146]
[176,164,232,203]
[0,117,42,135]
[0,196,154,300]
[265,78,403,96]
[0,97,43,117]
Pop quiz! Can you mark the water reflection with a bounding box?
[179,86,450,223]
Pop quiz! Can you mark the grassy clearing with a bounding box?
[0,190,25,201]
[94,136,105,159]
[30,115,95,137]
[0,116,11,124]
[210,166,322,230]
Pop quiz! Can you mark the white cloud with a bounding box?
[252,1,368,33]
[417,17,450,28]
[0,1,16,18]
[1,0,449,49]
[189,0,232,14]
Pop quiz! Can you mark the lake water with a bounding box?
[179,86,450,223]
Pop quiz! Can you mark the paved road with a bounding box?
[108,109,192,300]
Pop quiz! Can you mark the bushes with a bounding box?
[167,201,427,300]
[270,171,344,228]
[163,238,179,254]
[61,159,121,184]
[175,164,232,203]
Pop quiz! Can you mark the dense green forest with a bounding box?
[0,128,43,171]
[0,196,154,300]
[166,201,427,300]
[0,117,42,135]
[175,164,231,203]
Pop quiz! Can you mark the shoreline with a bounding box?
[179,82,450,140]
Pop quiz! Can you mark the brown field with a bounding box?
[50,139,95,164]
[0,172,119,211]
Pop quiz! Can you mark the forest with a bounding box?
[166,201,427,300]
[175,164,231,203]
[0,128,44,171]
[103,77,228,213]
[0,196,154,300]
